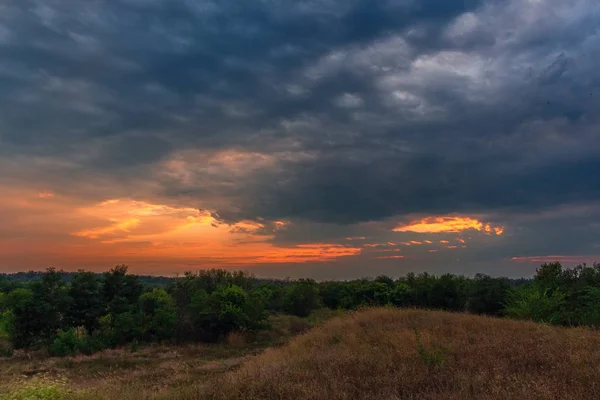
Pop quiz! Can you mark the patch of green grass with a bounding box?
[0,376,74,400]
[413,326,449,372]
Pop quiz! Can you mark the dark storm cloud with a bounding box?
[1,0,600,266]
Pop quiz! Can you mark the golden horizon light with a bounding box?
[393,216,504,236]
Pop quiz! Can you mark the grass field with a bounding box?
[0,310,341,399]
[2,308,600,399]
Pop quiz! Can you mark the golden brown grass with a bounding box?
[0,310,341,399]
[199,308,600,400]
[225,331,247,348]
[3,308,600,399]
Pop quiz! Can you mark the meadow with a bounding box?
[2,262,600,399]
[3,308,600,399]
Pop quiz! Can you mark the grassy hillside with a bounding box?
[3,308,600,399]
[201,308,600,400]
[0,311,340,399]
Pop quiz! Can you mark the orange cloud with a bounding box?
[274,220,289,230]
[393,216,504,235]
[38,191,55,199]
[511,256,597,263]
[73,199,216,242]
[377,255,405,259]
[67,198,363,267]
[230,220,265,234]
[363,242,398,249]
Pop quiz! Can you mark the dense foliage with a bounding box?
[1,262,599,357]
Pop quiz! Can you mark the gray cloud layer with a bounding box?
[1,0,600,275]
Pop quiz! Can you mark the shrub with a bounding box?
[504,285,566,324]
[413,326,448,372]
[129,339,139,353]
[0,337,13,358]
[98,311,141,346]
[46,327,103,357]
[565,287,600,327]
[0,305,12,356]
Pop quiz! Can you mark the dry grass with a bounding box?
[225,332,247,348]
[0,310,341,399]
[199,308,600,400]
[4,308,600,399]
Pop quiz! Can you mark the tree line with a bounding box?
[1,262,599,357]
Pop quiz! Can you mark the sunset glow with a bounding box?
[66,199,363,266]
[510,256,599,264]
[1,0,599,279]
[394,216,504,235]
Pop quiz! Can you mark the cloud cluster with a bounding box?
[1,0,599,276]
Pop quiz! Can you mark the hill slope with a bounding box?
[200,308,600,400]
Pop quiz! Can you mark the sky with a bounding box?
[1,0,600,279]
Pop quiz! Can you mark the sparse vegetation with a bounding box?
[196,308,600,400]
[2,262,600,398]
[0,376,73,400]
[0,310,337,399]
[413,325,448,372]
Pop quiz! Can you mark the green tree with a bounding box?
[535,262,564,288]
[390,282,411,307]
[139,288,177,341]
[103,265,142,315]
[7,269,71,348]
[563,286,600,327]
[284,280,320,317]
[467,274,511,316]
[68,270,105,332]
[374,275,395,288]
[30,268,72,344]
[253,283,285,312]
[98,311,141,346]
[190,284,266,341]
[319,281,348,309]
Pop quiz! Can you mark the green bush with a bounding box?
[413,326,448,372]
[0,310,15,357]
[0,337,13,358]
[46,327,103,357]
[564,287,600,327]
[504,285,566,324]
[97,311,141,347]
